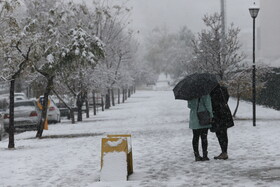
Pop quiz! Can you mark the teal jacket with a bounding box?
[187,95,213,130]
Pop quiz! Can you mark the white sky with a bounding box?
[128,0,260,36]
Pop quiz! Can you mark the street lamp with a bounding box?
[249,2,260,127]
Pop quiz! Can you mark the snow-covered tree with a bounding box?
[144,26,171,74]
[58,26,104,121]
[21,0,104,135]
[0,0,39,148]
[190,13,270,116]
[190,13,246,82]
[164,27,194,81]
[91,1,137,108]
[21,0,74,137]
[143,26,194,82]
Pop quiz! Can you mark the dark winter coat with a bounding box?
[210,85,234,132]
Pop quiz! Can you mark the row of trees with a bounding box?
[143,13,269,117]
[0,0,146,148]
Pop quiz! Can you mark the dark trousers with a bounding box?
[216,128,228,153]
[192,128,208,154]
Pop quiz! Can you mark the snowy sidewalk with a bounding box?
[1,90,280,187]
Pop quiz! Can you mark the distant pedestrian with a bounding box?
[210,84,234,160]
[188,94,213,161]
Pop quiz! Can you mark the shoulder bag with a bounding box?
[197,98,211,126]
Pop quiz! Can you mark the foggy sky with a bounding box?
[128,0,260,36]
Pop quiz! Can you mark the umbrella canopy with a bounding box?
[173,73,218,101]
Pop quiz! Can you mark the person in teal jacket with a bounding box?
[188,94,213,161]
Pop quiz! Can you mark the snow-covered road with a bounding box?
[1,90,280,187]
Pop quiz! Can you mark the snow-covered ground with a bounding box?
[1,90,280,187]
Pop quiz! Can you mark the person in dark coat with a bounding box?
[210,84,234,160]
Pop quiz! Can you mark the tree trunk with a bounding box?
[93,91,96,115]
[7,44,30,142]
[85,95,89,118]
[8,79,15,148]
[128,88,131,98]
[125,89,128,100]
[111,89,115,106]
[118,88,120,104]
[122,88,125,103]
[77,94,83,122]
[70,110,75,124]
[233,94,240,118]
[233,85,241,118]
[105,89,110,109]
[36,77,53,138]
[101,95,104,111]
[52,89,75,124]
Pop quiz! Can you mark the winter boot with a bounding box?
[214,152,228,160]
[194,152,203,161]
[202,151,210,161]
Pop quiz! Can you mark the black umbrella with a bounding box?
[173,73,218,101]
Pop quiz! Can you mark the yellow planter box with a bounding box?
[101,134,133,179]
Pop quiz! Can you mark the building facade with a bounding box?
[259,0,280,66]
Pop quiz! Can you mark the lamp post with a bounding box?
[249,2,259,127]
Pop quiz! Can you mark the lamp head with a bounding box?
[249,2,260,19]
